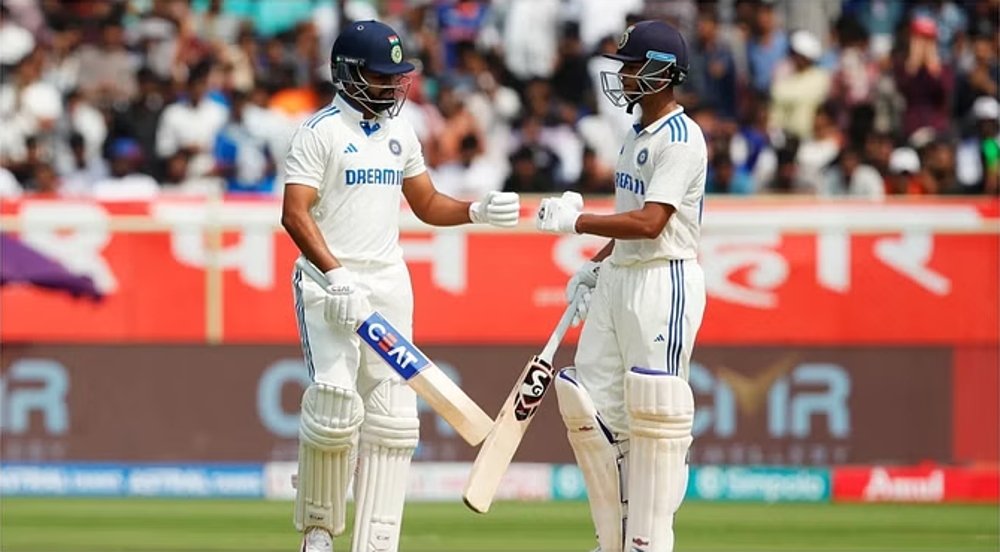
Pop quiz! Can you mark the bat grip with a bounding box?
[295,257,331,287]
[538,284,587,363]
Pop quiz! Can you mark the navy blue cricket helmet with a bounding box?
[600,20,689,113]
[331,20,415,117]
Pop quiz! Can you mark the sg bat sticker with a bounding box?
[513,357,554,421]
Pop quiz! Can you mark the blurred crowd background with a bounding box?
[0,0,998,200]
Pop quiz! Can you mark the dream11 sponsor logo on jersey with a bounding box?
[345,168,405,186]
[689,353,851,466]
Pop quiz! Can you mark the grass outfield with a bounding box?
[1,498,997,551]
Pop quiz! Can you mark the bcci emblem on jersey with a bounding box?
[637,148,649,165]
[389,139,402,156]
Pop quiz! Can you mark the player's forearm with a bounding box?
[413,192,474,227]
[576,212,664,240]
[281,210,341,271]
[591,240,615,262]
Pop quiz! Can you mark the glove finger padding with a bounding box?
[560,191,584,211]
[573,289,593,326]
[566,261,601,302]
[351,293,373,328]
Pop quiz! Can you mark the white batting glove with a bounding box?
[322,267,372,331]
[536,191,584,235]
[470,191,521,228]
[567,261,601,327]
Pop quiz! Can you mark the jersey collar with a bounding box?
[333,93,386,136]
[633,106,685,136]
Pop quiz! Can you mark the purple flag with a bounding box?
[0,234,103,300]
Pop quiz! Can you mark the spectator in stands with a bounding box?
[708,149,754,194]
[192,0,244,45]
[0,0,996,199]
[431,80,485,168]
[435,0,491,71]
[502,0,560,85]
[797,101,845,191]
[60,132,108,196]
[896,15,954,138]
[730,92,776,193]
[429,133,505,199]
[688,7,739,122]
[91,138,160,200]
[887,146,931,194]
[770,30,832,141]
[213,90,276,194]
[503,145,556,194]
[155,61,228,180]
[956,96,1000,194]
[105,68,167,180]
[910,0,968,61]
[550,22,593,113]
[747,0,788,95]
[74,17,136,107]
[920,137,958,193]
[769,134,805,193]
[572,146,615,195]
[848,0,906,59]
[828,13,881,144]
[822,145,885,199]
[955,21,999,122]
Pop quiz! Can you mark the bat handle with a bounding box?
[295,257,331,287]
[539,284,587,363]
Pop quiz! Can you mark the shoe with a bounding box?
[301,528,333,552]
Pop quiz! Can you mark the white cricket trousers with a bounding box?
[573,258,706,436]
[292,260,414,398]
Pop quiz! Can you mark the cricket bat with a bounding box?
[295,257,494,447]
[462,285,585,513]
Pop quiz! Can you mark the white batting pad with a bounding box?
[624,369,694,552]
[555,368,629,552]
[352,380,419,552]
[295,383,365,536]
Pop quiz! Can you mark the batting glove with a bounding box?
[536,191,584,235]
[567,260,601,327]
[470,191,521,228]
[322,267,372,332]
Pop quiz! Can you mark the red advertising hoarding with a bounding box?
[1,197,997,345]
[833,465,999,503]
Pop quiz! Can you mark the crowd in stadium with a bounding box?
[0,0,997,199]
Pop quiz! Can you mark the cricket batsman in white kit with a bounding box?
[280,20,520,552]
[535,20,707,552]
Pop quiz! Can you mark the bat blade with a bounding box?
[295,258,493,446]
[357,312,494,446]
[462,355,555,513]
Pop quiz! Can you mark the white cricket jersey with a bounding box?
[284,93,426,267]
[609,106,707,265]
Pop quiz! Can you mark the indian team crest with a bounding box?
[637,148,649,165]
[388,34,403,64]
[619,25,635,49]
[389,139,402,156]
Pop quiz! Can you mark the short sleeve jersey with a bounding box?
[283,93,426,266]
[609,107,707,265]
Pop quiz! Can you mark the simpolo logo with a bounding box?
[694,467,828,502]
